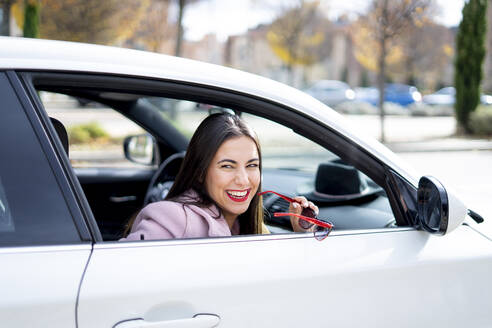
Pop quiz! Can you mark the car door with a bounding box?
[0,72,92,327]
[75,87,492,327]
[77,227,492,328]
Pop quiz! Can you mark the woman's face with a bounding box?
[205,136,260,223]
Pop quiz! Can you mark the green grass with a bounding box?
[68,122,111,144]
[470,105,492,136]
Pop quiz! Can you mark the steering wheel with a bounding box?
[143,152,185,206]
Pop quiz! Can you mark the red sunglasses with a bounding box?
[259,190,334,241]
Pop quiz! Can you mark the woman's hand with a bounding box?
[289,196,319,232]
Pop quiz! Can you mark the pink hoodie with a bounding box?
[121,190,239,241]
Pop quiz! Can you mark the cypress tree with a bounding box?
[454,0,488,133]
[23,0,40,38]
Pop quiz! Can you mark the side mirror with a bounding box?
[123,134,157,166]
[417,176,467,235]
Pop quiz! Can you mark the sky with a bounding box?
[183,0,465,42]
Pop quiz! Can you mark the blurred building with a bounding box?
[305,18,363,88]
[224,24,291,84]
[183,33,224,65]
[224,21,362,89]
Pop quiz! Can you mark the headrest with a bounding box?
[50,117,69,156]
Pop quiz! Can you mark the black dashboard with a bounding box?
[261,168,396,232]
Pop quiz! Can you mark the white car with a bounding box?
[304,80,356,107]
[0,37,491,328]
[423,86,492,106]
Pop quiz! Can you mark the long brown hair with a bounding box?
[166,113,263,235]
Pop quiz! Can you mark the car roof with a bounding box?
[0,37,419,184]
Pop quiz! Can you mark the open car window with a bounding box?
[31,77,399,242]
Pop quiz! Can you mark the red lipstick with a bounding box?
[226,189,251,202]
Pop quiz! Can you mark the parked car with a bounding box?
[384,83,422,106]
[355,83,422,107]
[304,80,355,107]
[422,86,455,106]
[1,37,491,328]
[423,86,492,106]
[354,86,379,104]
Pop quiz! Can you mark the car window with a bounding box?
[40,91,151,169]
[31,85,396,242]
[0,75,80,246]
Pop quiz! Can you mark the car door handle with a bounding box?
[114,314,220,328]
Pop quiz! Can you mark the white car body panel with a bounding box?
[78,227,492,328]
[0,37,419,185]
[0,245,91,327]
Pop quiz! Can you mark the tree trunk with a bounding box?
[287,64,294,86]
[377,0,389,143]
[378,37,387,143]
[175,0,185,57]
[1,0,13,36]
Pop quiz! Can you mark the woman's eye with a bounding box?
[221,164,233,169]
[247,163,259,168]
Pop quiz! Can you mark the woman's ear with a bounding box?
[197,172,205,184]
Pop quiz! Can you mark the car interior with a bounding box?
[23,72,405,242]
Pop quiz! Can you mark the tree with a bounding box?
[482,2,492,93]
[173,0,205,56]
[39,0,147,45]
[398,21,454,90]
[455,0,488,133]
[353,0,431,142]
[0,0,15,35]
[127,0,173,52]
[23,0,39,38]
[267,0,329,86]
[175,0,185,56]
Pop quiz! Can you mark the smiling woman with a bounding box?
[122,113,318,240]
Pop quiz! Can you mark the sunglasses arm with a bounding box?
[273,213,333,229]
[259,190,295,203]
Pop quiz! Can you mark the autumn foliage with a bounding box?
[38,0,148,45]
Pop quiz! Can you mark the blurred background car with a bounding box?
[384,83,422,106]
[354,83,422,107]
[304,80,355,107]
[422,86,455,106]
[423,86,492,106]
[354,86,379,105]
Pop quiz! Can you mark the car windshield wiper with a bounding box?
[468,209,484,224]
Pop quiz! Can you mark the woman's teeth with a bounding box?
[227,190,247,198]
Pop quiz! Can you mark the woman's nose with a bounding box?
[234,168,249,185]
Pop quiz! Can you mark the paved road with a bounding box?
[343,114,456,142]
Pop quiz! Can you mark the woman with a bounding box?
[122,113,317,241]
